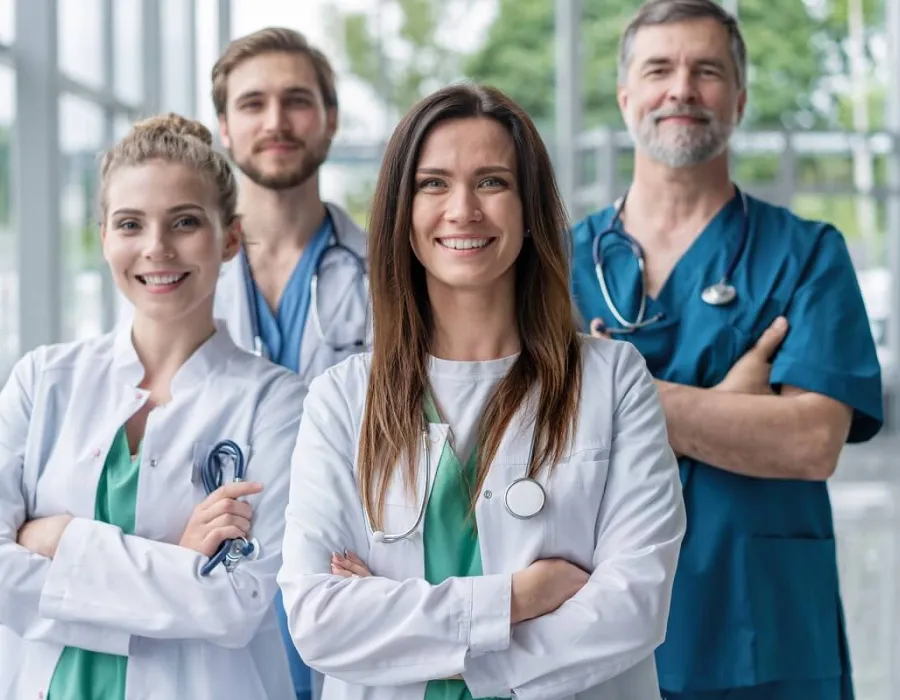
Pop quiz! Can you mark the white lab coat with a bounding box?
[0,322,306,700]
[278,336,686,700]
[117,202,370,385]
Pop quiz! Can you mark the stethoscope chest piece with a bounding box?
[504,477,546,519]
[700,281,737,306]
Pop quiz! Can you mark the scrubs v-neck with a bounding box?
[421,399,507,700]
[47,426,142,700]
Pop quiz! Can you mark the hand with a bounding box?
[510,558,590,624]
[589,318,611,339]
[17,514,74,558]
[331,550,372,578]
[179,481,263,558]
[715,316,789,395]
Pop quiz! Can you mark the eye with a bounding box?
[240,100,262,111]
[115,219,140,233]
[285,96,312,107]
[479,176,508,189]
[417,178,445,190]
[174,215,201,229]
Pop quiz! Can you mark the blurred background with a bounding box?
[0,0,898,695]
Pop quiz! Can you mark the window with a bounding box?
[59,95,105,342]
[114,0,143,105]
[0,66,14,377]
[0,0,13,46]
[162,0,194,115]
[58,0,105,89]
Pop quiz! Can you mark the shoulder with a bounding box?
[26,333,116,380]
[571,204,618,249]
[748,195,841,254]
[220,340,308,405]
[326,202,368,260]
[579,334,649,395]
[308,351,370,411]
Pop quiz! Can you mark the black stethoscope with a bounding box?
[592,186,750,334]
[241,227,369,359]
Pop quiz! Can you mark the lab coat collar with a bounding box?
[113,320,238,393]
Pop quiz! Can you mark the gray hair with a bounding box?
[617,0,747,89]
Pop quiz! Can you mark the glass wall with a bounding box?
[0,65,14,378]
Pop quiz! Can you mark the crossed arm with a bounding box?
[653,318,852,481]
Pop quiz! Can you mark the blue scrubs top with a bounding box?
[571,192,883,693]
[254,213,333,699]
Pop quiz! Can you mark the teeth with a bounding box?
[141,273,186,285]
[439,238,490,250]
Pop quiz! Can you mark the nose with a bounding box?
[262,100,289,134]
[666,67,699,104]
[444,184,483,225]
[141,227,175,260]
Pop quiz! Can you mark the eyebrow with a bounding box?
[416,166,516,177]
[111,204,205,216]
[234,86,316,103]
[641,56,728,72]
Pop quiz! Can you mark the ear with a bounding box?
[325,106,338,141]
[735,88,748,125]
[617,83,629,117]
[218,113,232,151]
[222,215,242,262]
[99,223,110,262]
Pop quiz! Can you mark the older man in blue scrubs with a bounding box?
[570,1,883,699]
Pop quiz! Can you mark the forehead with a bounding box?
[629,17,734,68]
[226,51,320,102]
[418,117,517,168]
[106,161,217,209]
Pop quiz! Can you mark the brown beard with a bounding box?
[231,137,331,190]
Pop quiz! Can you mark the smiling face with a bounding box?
[218,51,336,190]
[101,160,240,326]
[618,17,745,168]
[410,117,524,299]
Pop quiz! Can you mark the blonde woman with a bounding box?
[0,114,303,699]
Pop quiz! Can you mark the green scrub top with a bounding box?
[47,426,141,700]
[422,401,507,700]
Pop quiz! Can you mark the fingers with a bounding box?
[752,316,788,360]
[589,318,611,339]
[331,551,373,577]
[201,481,264,508]
[201,497,254,523]
[200,526,246,555]
[206,512,252,536]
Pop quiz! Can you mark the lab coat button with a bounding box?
[92,448,101,459]
[484,490,493,499]
[134,392,142,400]
[149,458,158,467]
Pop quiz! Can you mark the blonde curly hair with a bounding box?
[99,112,237,224]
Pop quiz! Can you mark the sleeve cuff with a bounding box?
[463,649,513,699]
[467,573,511,656]
[40,518,106,620]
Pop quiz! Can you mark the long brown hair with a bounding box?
[360,83,582,529]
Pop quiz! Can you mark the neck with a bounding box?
[428,276,520,361]
[238,173,326,254]
[130,308,217,397]
[625,152,734,232]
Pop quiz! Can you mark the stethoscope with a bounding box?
[241,226,370,359]
[199,440,256,576]
[368,420,547,544]
[592,186,750,334]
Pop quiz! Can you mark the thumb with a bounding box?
[753,316,789,360]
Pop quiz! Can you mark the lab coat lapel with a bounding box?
[214,252,255,355]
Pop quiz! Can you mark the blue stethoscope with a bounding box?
[199,440,256,577]
[593,186,750,334]
[241,225,369,359]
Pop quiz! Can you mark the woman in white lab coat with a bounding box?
[0,114,303,699]
[278,84,686,700]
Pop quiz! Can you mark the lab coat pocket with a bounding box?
[543,454,610,567]
[746,536,844,683]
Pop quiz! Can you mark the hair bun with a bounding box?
[131,112,213,146]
